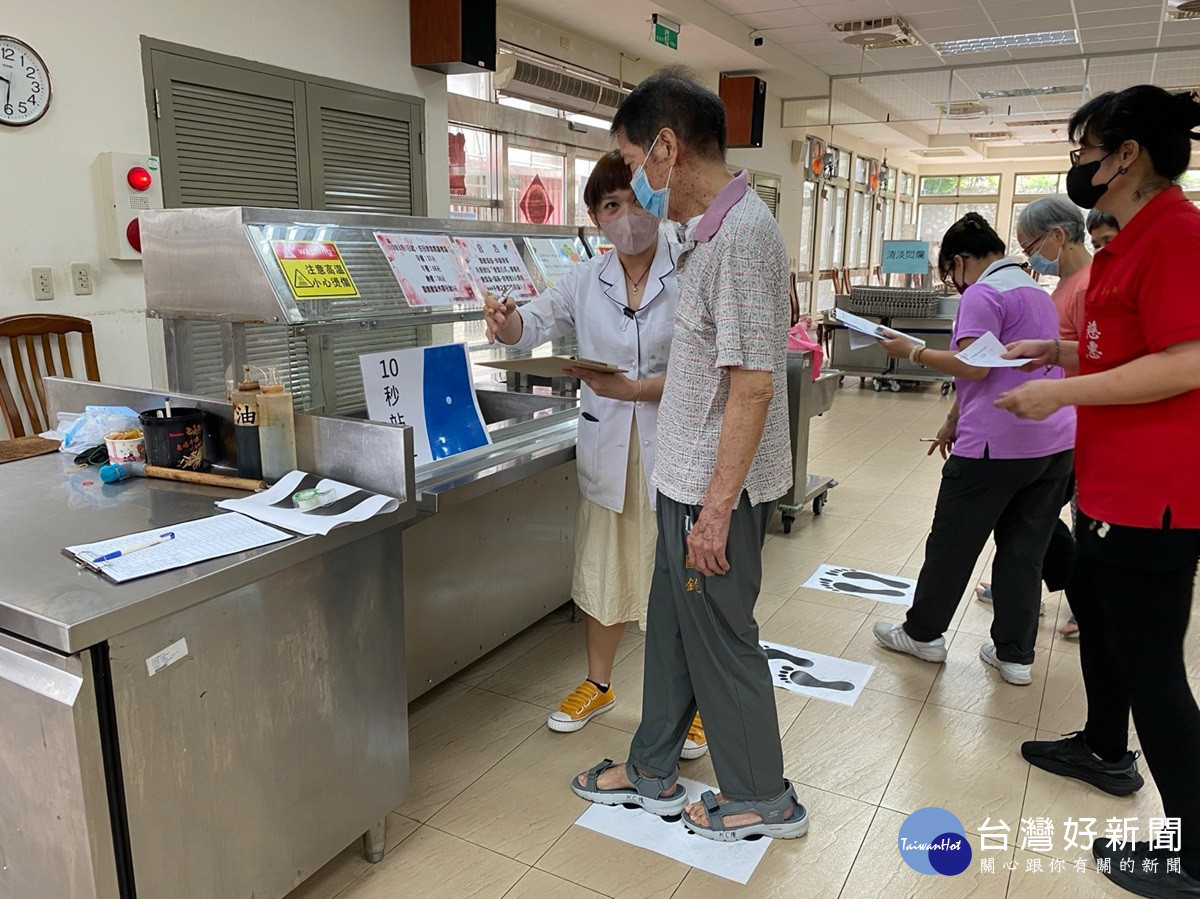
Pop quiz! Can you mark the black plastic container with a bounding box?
[139,407,206,470]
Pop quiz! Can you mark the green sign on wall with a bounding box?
[654,22,678,49]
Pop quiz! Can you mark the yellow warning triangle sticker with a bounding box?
[292,268,314,289]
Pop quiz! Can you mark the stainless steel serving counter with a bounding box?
[0,382,418,899]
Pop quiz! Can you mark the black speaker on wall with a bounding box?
[719,74,766,149]
[411,0,497,74]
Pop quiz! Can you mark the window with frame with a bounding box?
[918,173,999,261]
[506,145,566,226]
[449,124,502,222]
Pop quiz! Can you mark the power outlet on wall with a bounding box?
[71,263,94,296]
[31,266,54,301]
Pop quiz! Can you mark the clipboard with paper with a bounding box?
[478,355,627,379]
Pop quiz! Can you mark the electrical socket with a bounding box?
[31,266,54,301]
[71,263,93,296]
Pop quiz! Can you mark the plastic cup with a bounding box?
[104,431,146,464]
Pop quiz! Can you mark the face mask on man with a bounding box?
[1066,151,1122,209]
[600,209,660,255]
[631,134,673,219]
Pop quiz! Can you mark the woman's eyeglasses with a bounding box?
[1070,144,1103,166]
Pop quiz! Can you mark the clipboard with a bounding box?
[479,355,627,379]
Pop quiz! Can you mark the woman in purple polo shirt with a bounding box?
[872,213,1075,685]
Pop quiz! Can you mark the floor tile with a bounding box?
[841,616,940,702]
[536,823,689,899]
[835,463,915,494]
[673,786,874,898]
[835,519,930,569]
[397,687,547,822]
[502,868,607,898]
[454,610,569,687]
[428,723,626,865]
[881,704,1035,829]
[781,688,922,804]
[1006,849,1131,897]
[1037,651,1090,735]
[287,842,373,899]
[925,635,1051,728]
[759,597,866,659]
[337,826,526,898]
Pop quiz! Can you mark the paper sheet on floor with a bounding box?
[802,563,916,606]
[760,640,874,707]
[574,777,771,884]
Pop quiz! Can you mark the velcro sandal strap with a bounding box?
[701,790,720,815]
[584,758,616,791]
[627,762,678,800]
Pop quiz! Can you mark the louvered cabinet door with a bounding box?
[751,178,781,219]
[149,51,312,208]
[306,85,426,216]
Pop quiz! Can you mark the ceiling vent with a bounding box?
[935,100,989,119]
[1167,0,1200,20]
[832,17,920,49]
[1005,117,1070,128]
[970,131,1012,142]
[494,50,629,118]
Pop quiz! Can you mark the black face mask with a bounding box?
[1066,152,1120,209]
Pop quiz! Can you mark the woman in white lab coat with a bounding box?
[484,151,705,758]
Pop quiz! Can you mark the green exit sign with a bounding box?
[654,22,678,49]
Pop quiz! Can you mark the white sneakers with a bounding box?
[873,622,1034,686]
[871,621,948,662]
[979,642,1033,686]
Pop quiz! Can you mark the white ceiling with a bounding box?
[498,0,1200,158]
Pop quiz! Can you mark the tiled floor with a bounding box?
[288,384,1199,899]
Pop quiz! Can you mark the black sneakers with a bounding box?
[1021,731,1145,796]
[1093,840,1200,898]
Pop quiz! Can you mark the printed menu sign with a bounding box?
[454,236,538,300]
[524,237,582,290]
[374,232,480,306]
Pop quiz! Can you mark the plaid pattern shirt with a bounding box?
[652,177,793,507]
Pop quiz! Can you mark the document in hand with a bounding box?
[833,308,926,347]
[953,331,1029,368]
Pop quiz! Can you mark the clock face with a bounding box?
[0,36,51,126]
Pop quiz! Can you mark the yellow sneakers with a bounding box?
[681,712,708,759]
[547,681,615,733]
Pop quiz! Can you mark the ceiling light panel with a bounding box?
[932,29,1078,55]
[977,84,1084,99]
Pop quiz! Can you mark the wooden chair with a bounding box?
[0,314,100,438]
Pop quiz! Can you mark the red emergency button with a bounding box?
[126,218,142,252]
[127,167,153,191]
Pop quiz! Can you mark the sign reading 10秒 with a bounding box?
[881,240,930,275]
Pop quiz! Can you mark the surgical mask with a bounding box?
[1028,236,1060,277]
[631,135,673,219]
[1066,152,1120,209]
[600,210,660,255]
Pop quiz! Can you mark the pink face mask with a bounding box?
[600,210,660,255]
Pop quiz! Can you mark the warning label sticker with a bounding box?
[270,241,360,300]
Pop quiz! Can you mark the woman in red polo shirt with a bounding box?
[997,85,1200,896]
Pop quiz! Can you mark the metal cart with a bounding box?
[778,349,839,533]
[828,286,957,395]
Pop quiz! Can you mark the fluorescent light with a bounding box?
[977,85,1084,99]
[932,30,1078,55]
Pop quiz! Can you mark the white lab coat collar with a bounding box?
[977,256,1038,292]
[596,231,678,312]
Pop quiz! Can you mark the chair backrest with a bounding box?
[0,314,100,438]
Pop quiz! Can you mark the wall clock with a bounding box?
[0,36,51,126]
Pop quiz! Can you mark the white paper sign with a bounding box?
[760,640,875,706]
[833,307,926,346]
[216,472,400,537]
[574,777,771,884]
[374,232,480,306]
[524,237,581,289]
[146,638,189,677]
[454,236,538,300]
[802,563,916,606]
[954,330,1028,368]
[359,343,490,467]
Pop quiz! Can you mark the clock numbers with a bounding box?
[0,36,50,126]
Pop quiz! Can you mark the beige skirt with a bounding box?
[572,419,657,629]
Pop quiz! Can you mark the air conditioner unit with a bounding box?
[494,50,629,118]
[935,100,989,119]
[970,131,1013,142]
[832,17,920,49]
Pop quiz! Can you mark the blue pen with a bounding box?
[93,532,175,564]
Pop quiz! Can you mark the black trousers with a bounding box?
[903,449,1074,664]
[1069,518,1200,875]
[1040,473,1076,592]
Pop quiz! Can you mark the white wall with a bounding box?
[0,0,449,394]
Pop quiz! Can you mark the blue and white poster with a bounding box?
[359,343,491,467]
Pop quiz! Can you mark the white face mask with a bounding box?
[600,210,660,255]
